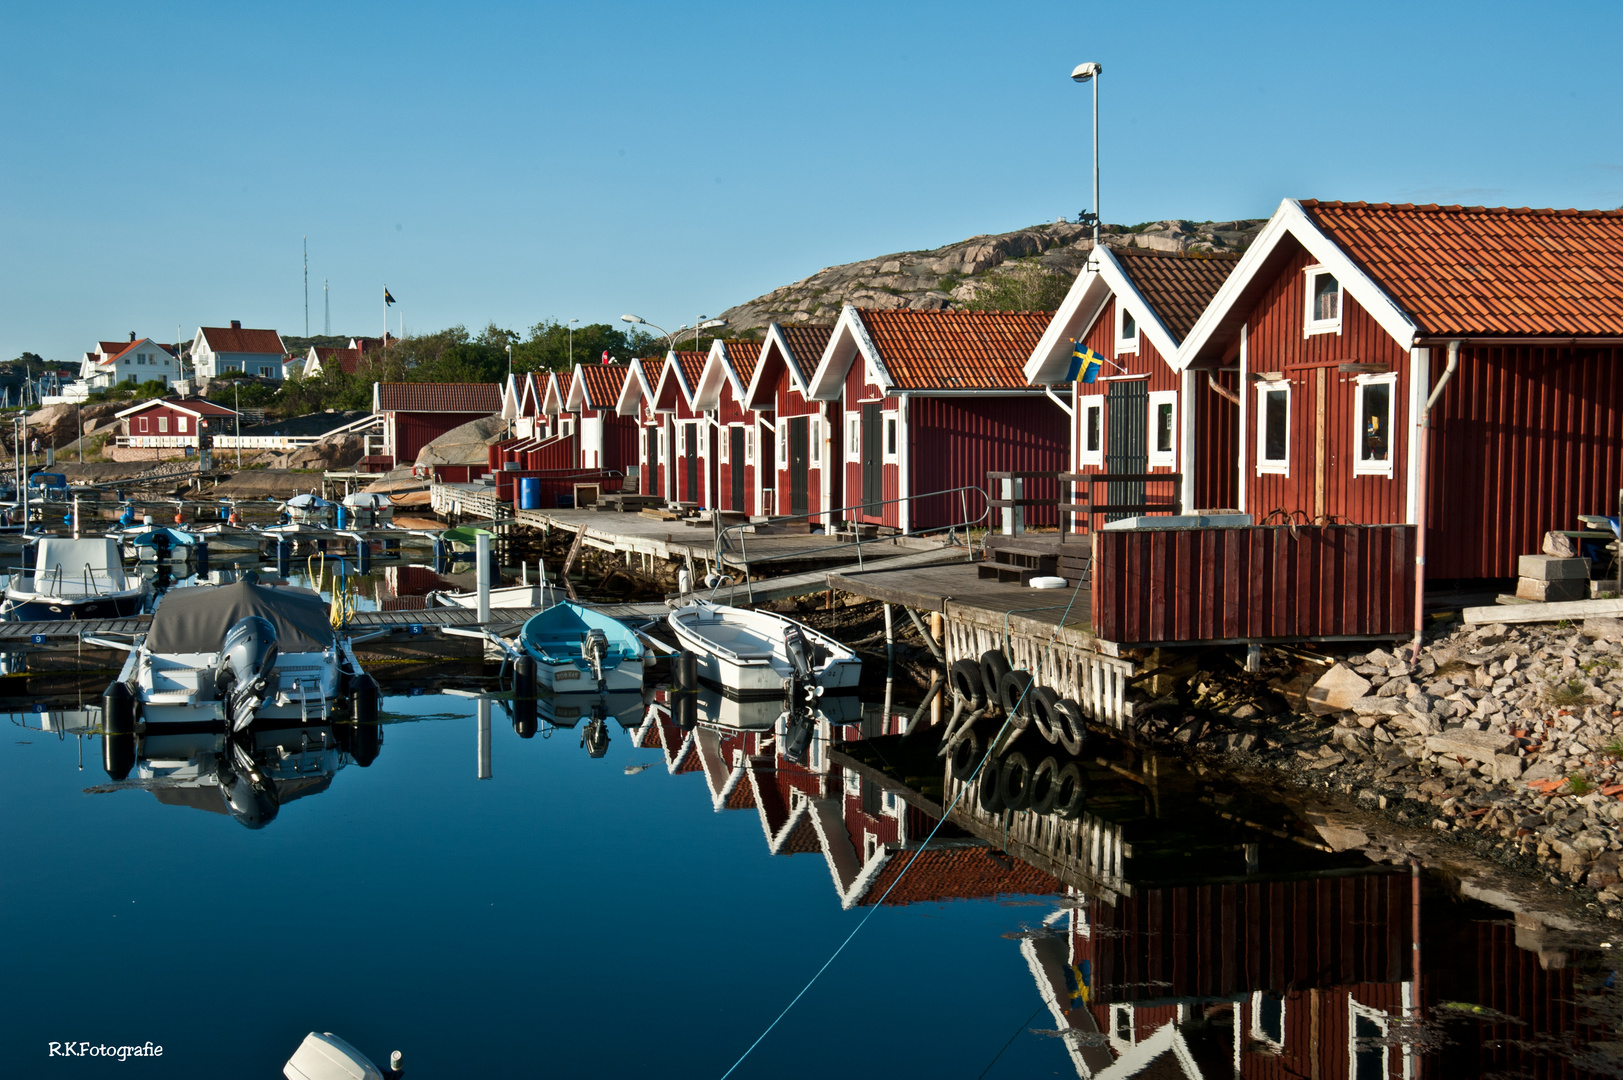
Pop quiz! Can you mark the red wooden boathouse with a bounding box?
[649,350,711,506]
[693,338,769,516]
[614,356,667,499]
[562,362,638,476]
[743,323,838,522]
[372,382,502,471]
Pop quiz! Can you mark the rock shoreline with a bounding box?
[1136,617,1623,918]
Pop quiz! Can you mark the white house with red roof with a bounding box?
[75,334,180,392]
[191,321,287,380]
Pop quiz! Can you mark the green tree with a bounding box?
[963,259,1072,312]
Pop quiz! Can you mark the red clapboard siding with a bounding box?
[1091,525,1415,644]
[908,395,1068,531]
[1193,368,1240,509]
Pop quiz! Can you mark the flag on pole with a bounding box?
[384,288,396,306]
[1067,342,1105,384]
[1061,960,1092,1008]
[601,350,610,364]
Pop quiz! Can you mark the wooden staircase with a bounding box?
[978,534,1091,585]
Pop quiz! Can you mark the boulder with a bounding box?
[415,416,507,468]
[17,401,123,449]
[1306,663,1372,715]
[282,433,364,470]
[1424,729,1516,764]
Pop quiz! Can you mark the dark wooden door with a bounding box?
[788,416,809,516]
[861,402,882,516]
[1105,380,1148,521]
[645,426,660,496]
[683,422,698,503]
[730,427,745,511]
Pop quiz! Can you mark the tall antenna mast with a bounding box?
[303,236,309,337]
[324,279,330,336]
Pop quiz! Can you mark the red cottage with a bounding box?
[1176,199,1623,581]
[693,339,768,516]
[806,305,1067,532]
[650,350,712,506]
[614,356,667,499]
[372,382,502,472]
[559,363,636,476]
[743,324,838,522]
[1024,246,1239,521]
[115,397,238,459]
[540,369,573,436]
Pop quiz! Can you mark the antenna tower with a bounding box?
[324,280,330,335]
[303,236,309,337]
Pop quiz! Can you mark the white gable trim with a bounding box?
[652,351,700,413]
[692,339,736,411]
[808,305,890,401]
[615,357,656,417]
[749,323,813,404]
[1173,198,1419,371]
[1024,248,1182,385]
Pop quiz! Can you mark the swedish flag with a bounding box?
[384,288,396,306]
[1062,960,1091,1008]
[1066,342,1105,384]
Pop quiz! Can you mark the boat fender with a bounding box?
[1051,699,1087,757]
[673,651,698,731]
[978,650,1012,710]
[976,755,1006,814]
[351,674,381,766]
[997,669,1034,719]
[1052,762,1087,819]
[998,751,1034,811]
[101,681,136,782]
[1028,756,1061,815]
[949,658,986,711]
[514,656,537,736]
[1028,686,1064,745]
[948,727,982,782]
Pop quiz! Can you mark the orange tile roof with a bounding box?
[1300,200,1623,337]
[778,325,833,382]
[199,325,285,355]
[98,340,128,356]
[375,383,501,412]
[576,363,628,409]
[1114,249,1239,342]
[722,339,761,386]
[860,847,1063,906]
[857,309,1051,390]
[674,351,706,393]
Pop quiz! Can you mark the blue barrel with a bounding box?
[334,505,347,529]
[519,477,542,510]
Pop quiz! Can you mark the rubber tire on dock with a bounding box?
[998,751,1034,811]
[949,659,986,711]
[977,755,1006,813]
[1028,757,1061,815]
[1052,699,1087,757]
[1051,762,1087,819]
[979,651,1012,711]
[998,669,1034,719]
[1028,686,1064,745]
[949,728,982,783]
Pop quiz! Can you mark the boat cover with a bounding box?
[146,582,334,654]
[285,493,333,509]
[342,492,391,509]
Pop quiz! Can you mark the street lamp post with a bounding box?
[506,343,513,381]
[568,319,579,366]
[692,317,726,350]
[1071,61,1103,247]
[620,314,673,354]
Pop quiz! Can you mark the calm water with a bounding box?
[2,559,1620,1077]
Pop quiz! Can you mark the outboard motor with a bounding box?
[781,711,815,765]
[581,710,610,758]
[583,628,610,685]
[214,616,280,734]
[216,737,279,830]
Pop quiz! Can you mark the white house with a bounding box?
[191,321,287,380]
[62,334,180,399]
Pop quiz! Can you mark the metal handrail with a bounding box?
[713,483,992,595]
[984,470,1183,537]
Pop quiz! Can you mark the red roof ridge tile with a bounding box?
[1301,198,1623,219]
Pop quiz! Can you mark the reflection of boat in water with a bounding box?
[340,491,394,528]
[113,525,198,562]
[442,525,493,554]
[532,689,645,757]
[689,682,860,731]
[517,602,646,694]
[1,537,151,620]
[188,523,265,554]
[668,600,860,696]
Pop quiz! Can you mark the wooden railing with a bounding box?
[985,471,1183,537]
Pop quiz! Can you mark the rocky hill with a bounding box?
[718,218,1266,332]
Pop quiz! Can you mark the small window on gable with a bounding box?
[1080,397,1104,467]
[1353,373,1395,477]
[1305,266,1342,335]
[1148,390,1177,468]
[1117,305,1138,352]
[1257,380,1291,475]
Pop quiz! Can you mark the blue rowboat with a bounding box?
[518,602,645,694]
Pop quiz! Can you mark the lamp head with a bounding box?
[698,319,726,330]
[1071,61,1102,82]
[620,314,645,325]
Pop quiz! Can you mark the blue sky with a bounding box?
[4,0,1620,366]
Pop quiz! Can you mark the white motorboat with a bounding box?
[341,491,394,529]
[267,493,335,532]
[667,600,861,697]
[689,683,862,731]
[1,537,150,620]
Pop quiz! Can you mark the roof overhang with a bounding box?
[652,351,698,414]
[615,358,656,417]
[744,324,809,410]
[808,305,891,401]
[1023,247,1180,384]
[541,372,568,416]
[693,339,748,411]
[1173,198,1420,371]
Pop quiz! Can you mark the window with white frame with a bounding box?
[745,428,755,465]
[1148,390,1177,468]
[1251,991,1285,1049]
[677,424,686,454]
[658,427,668,462]
[1348,1002,1388,1080]
[809,417,820,463]
[1256,380,1291,475]
[1353,373,1395,477]
[177,416,188,433]
[883,416,898,463]
[1117,304,1139,352]
[138,417,149,433]
[719,427,730,463]
[157,416,168,433]
[1079,397,1104,467]
[846,413,860,461]
[777,422,787,466]
[1305,266,1342,335]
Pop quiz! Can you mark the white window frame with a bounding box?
[745,428,755,466]
[1116,304,1139,353]
[1147,390,1177,469]
[719,426,731,464]
[846,413,860,461]
[882,415,899,464]
[1250,991,1286,1050]
[1352,373,1396,478]
[1348,1001,1389,1080]
[1255,379,1291,476]
[1304,265,1343,336]
[677,424,686,454]
[778,422,787,467]
[1079,396,1105,467]
[1109,1004,1135,1053]
[177,416,188,433]
[157,416,168,433]
[809,417,820,464]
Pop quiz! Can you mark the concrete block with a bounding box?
[1516,577,1589,603]
[1424,728,1516,764]
[1519,554,1590,581]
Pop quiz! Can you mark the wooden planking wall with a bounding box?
[909,395,1068,531]
[1193,368,1241,510]
[1241,246,1411,526]
[1430,344,1623,579]
[1091,525,1415,644]
[844,356,900,526]
[942,615,1131,728]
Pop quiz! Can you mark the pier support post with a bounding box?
[477,696,492,780]
[476,532,492,626]
[1245,643,1261,673]
[883,603,895,663]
